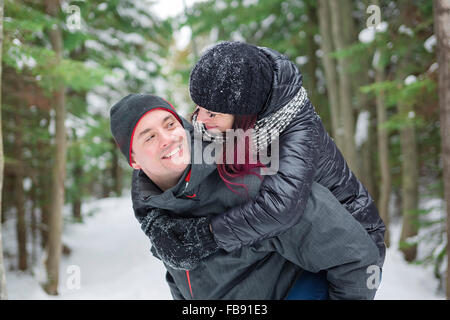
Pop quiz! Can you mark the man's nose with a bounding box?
[159,130,176,149]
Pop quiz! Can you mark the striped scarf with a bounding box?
[192,86,309,152]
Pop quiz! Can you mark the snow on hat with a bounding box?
[110,94,182,166]
[189,41,273,115]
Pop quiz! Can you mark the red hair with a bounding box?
[217,114,265,196]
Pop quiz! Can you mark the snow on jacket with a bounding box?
[209,47,386,268]
[131,118,380,300]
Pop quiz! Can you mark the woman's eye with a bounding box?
[168,121,175,128]
[208,112,216,118]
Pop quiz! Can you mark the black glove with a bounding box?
[141,209,219,270]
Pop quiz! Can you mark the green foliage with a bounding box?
[1,0,173,229]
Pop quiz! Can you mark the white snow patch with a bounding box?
[174,26,192,50]
[358,21,388,43]
[424,35,436,53]
[355,111,370,148]
[375,217,445,300]
[404,75,417,86]
[295,56,308,66]
[243,0,258,6]
[399,25,414,37]
[5,195,172,299]
[428,62,439,73]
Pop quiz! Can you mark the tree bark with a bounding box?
[355,0,378,202]
[304,0,320,108]
[71,129,82,222]
[398,99,419,262]
[38,112,51,250]
[433,0,450,299]
[44,0,66,296]
[375,55,391,247]
[0,0,8,300]
[14,111,27,270]
[328,0,359,175]
[317,0,344,149]
[111,138,122,197]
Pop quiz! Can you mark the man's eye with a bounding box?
[146,135,155,142]
[168,121,175,128]
[208,112,216,118]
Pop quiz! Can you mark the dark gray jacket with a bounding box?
[209,47,386,268]
[131,120,380,299]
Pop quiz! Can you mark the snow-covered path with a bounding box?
[4,194,445,300]
[6,194,172,300]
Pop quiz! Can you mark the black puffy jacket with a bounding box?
[209,47,386,267]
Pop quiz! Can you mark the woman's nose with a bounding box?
[196,109,210,124]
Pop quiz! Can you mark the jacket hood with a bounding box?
[257,47,303,119]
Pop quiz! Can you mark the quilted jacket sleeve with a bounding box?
[210,103,321,252]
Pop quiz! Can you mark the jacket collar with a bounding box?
[257,46,303,119]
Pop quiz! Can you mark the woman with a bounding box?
[191,107,330,300]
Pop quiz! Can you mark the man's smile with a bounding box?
[162,144,182,160]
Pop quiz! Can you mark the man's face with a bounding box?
[130,109,190,183]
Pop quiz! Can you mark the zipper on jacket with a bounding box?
[185,270,194,298]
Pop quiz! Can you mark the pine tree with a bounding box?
[433,0,450,298]
[0,0,8,300]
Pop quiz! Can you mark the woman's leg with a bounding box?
[285,270,329,300]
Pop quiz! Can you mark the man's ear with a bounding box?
[130,152,141,170]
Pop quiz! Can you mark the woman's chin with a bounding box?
[206,127,223,135]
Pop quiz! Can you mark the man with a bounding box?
[110,93,380,299]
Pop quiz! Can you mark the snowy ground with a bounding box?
[3,193,446,300]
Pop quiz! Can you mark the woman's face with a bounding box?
[196,106,234,134]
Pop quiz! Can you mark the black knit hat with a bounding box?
[110,94,182,166]
[189,41,273,115]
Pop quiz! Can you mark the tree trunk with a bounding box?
[355,0,378,202]
[317,0,344,149]
[433,0,450,299]
[398,99,419,262]
[111,138,122,197]
[71,129,82,222]
[328,0,359,175]
[304,0,320,108]
[359,110,378,204]
[14,112,27,270]
[38,113,51,250]
[30,175,38,266]
[375,57,391,247]
[44,0,66,296]
[0,0,8,300]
